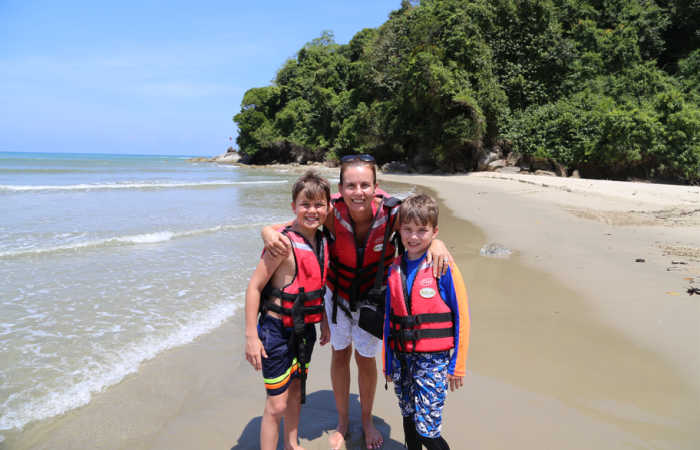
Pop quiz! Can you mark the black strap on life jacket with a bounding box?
[390,326,454,350]
[390,312,454,327]
[330,197,398,324]
[260,287,323,404]
[262,286,325,314]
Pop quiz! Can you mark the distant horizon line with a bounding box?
[0,150,213,158]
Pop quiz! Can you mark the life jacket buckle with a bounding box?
[402,329,418,341]
[291,288,307,336]
[367,285,386,306]
[402,315,418,327]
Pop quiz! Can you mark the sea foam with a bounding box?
[0,298,243,432]
[0,179,286,192]
[0,223,267,258]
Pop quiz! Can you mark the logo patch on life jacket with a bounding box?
[373,243,383,252]
[419,288,436,298]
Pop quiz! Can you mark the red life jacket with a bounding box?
[263,226,328,329]
[327,190,400,316]
[387,257,454,353]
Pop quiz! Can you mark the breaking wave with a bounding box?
[0,223,266,258]
[0,180,286,192]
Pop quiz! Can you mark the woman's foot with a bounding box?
[363,421,383,449]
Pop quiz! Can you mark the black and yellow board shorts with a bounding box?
[258,314,316,396]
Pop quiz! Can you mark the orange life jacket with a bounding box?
[387,257,454,353]
[262,226,328,330]
[327,190,399,320]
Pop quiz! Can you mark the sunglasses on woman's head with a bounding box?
[340,154,375,163]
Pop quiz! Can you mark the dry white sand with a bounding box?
[7,171,700,450]
[381,172,700,448]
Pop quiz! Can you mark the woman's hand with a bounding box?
[320,314,331,346]
[426,239,453,277]
[261,226,291,258]
[245,335,268,371]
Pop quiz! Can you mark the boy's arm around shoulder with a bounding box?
[244,239,290,371]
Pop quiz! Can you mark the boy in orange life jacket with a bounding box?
[383,194,470,450]
[244,170,332,450]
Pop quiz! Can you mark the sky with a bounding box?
[0,1,402,156]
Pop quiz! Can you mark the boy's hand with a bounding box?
[385,374,393,384]
[245,335,268,371]
[426,239,453,278]
[319,315,331,346]
[262,226,290,258]
[447,374,463,391]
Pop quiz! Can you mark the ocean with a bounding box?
[0,152,328,442]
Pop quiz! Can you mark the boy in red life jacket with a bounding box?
[383,194,470,450]
[244,170,332,450]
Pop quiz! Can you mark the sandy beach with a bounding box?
[6,171,700,450]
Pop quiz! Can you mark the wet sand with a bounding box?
[5,173,700,449]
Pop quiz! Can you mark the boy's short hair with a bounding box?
[292,170,331,203]
[398,194,439,228]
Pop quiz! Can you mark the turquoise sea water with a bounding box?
[0,152,307,440]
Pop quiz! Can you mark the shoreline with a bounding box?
[5,170,699,449]
[379,172,700,379]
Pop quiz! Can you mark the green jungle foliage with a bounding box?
[234,0,700,183]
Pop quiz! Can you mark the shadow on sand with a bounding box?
[230,389,404,449]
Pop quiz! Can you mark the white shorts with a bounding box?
[324,288,382,358]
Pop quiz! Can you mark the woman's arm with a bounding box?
[427,239,453,278]
[261,222,293,258]
[262,201,334,256]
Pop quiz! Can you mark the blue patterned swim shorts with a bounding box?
[390,351,450,438]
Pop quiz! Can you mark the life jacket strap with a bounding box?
[288,326,309,404]
[264,301,324,317]
[328,255,393,309]
[331,289,353,323]
[330,258,379,275]
[390,325,454,353]
[390,312,453,327]
[390,327,454,342]
[263,286,325,303]
[329,253,394,278]
[261,285,325,330]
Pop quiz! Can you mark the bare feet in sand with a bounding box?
[363,421,383,449]
[328,425,348,450]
